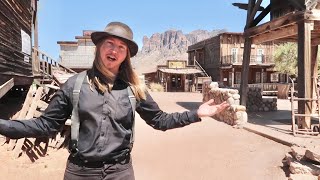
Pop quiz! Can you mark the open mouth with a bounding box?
[107,55,116,61]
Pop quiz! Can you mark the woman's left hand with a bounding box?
[197,99,230,118]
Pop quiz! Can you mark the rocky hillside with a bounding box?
[131,29,225,74]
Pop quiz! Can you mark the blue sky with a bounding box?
[37,0,269,60]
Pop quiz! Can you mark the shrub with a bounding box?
[149,83,164,92]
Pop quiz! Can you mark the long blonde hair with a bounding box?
[89,40,146,101]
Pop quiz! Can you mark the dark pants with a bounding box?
[63,157,135,180]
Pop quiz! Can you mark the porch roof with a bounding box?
[158,68,203,74]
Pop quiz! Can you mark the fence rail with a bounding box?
[32,48,75,77]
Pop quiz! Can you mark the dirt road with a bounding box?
[0,92,290,180]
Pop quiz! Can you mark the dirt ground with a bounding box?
[0,92,291,180]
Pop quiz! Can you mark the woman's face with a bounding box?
[99,36,128,75]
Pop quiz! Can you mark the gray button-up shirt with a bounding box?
[0,72,201,162]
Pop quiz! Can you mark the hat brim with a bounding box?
[91,32,138,57]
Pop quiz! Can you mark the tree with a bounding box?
[274,42,320,77]
[273,42,298,76]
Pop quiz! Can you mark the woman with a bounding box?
[0,22,229,180]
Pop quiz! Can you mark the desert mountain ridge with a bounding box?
[131,28,226,74]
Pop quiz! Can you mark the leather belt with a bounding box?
[68,154,131,168]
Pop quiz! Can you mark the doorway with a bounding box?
[170,74,183,92]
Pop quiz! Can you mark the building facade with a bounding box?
[144,60,208,92]
[187,32,280,89]
[57,31,95,72]
[0,0,38,86]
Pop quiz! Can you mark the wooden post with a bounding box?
[240,0,254,106]
[231,68,235,87]
[220,70,223,82]
[240,37,252,106]
[311,45,318,113]
[32,0,40,75]
[261,68,264,92]
[297,21,313,129]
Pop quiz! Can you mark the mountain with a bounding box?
[131,29,226,74]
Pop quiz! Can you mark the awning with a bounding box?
[158,68,203,74]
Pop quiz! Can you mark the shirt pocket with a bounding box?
[115,97,133,127]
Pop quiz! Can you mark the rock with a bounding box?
[305,146,320,163]
[291,146,307,161]
[288,174,318,180]
[232,94,240,100]
[289,160,320,175]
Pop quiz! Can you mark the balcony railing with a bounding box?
[221,54,274,65]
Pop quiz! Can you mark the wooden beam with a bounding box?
[245,11,305,37]
[246,0,256,28]
[297,21,313,129]
[247,0,263,28]
[240,37,252,106]
[0,78,14,99]
[252,25,298,44]
[232,3,264,11]
[240,0,255,106]
[252,4,271,27]
[311,45,318,114]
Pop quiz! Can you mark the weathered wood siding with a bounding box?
[58,38,95,71]
[220,33,274,61]
[0,0,34,83]
[188,32,275,86]
[188,36,220,80]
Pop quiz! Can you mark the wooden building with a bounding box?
[0,0,76,100]
[234,0,320,129]
[145,60,207,92]
[187,32,276,88]
[57,30,95,72]
[0,0,38,87]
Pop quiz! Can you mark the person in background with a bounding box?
[0,21,229,180]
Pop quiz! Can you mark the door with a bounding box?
[170,74,183,92]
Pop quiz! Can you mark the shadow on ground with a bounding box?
[176,102,202,111]
[248,110,319,125]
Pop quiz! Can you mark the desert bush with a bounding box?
[149,83,164,92]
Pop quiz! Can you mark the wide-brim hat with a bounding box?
[91,22,138,57]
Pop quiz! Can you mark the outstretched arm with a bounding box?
[197,99,229,118]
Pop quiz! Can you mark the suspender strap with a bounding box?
[69,71,87,156]
[127,86,136,149]
[68,72,137,156]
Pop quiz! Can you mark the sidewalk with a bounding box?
[244,98,320,147]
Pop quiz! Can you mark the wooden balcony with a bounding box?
[221,54,274,66]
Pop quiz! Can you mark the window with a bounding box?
[262,72,267,83]
[257,49,264,63]
[255,72,261,83]
[235,72,241,84]
[231,48,238,63]
[271,73,279,82]
[279,74,286,83]
[228,72,232,86]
